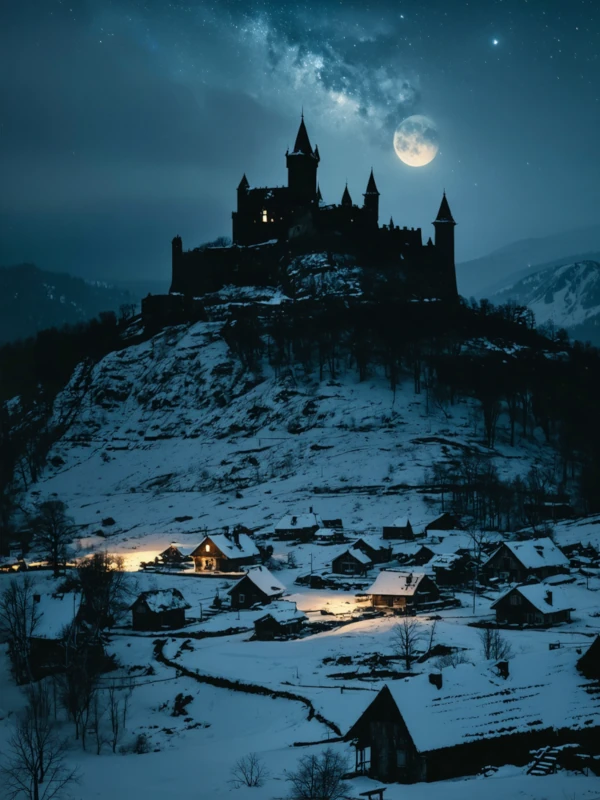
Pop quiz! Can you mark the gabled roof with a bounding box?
[491,583,573,614]
[367,570,427,596]
[486,538,569,571]
[335,547,373,566]
[349,650,600,753]
[388,516,411,528]
[434,192,455,224]
[364,169,379,195]
[132,588,191,613]
[192,533,259,559]
[229,566,286,598]
[255,600,307,626]
[275,512,323,531]
[292,116,313,155]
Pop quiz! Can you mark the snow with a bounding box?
[133,588,191,613]
[389,516,410,528]
[382,648,600,754]
[194,533,259,560]
[255,600,307,624]
[347,548,373,565]
[34,593,81,639]
[231,565,286,597]
[492,583,574,614]
[367,570,427,596]
[275,511,323,531]
[489,538,570,570]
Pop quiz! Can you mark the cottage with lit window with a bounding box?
[482,538,569,583]
[228,566,286,609]
[490,584,573,626]
[367,571,439,612]
[191,531,259,572]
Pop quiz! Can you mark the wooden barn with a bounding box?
[130,588,191,631]
[254,602,307,640]
[367,571,440,612]
[483,538,569,583]
[352,537,393,564]
[577,635,600,679]
[382,517,415,541]
[414,513,462,534]
[345,653,600,783]
[491,584,573,626]
[29,593,81,679]
[228,566,286,609]
[191,531,259,572]
[331,547,373,576]
[428,553,470,587]
[274,510,323,541]
[159,543,194,565]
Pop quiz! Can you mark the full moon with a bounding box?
[393,115,439,167]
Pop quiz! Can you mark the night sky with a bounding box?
[1,0,599,283]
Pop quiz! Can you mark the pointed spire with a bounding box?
[237,173,249,190]
[434,191,455,224]
[389,216,394,229]
[341,184,352,207]
[314,144,320,162]
[365,168,379,195]
[316,183,323,203]
[293,114,313,155]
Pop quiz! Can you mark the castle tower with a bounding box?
[362,169,380,226]
[432,192,458,297]
[341,184,352,207]
[170,235,183,293]
[286,114,320,206]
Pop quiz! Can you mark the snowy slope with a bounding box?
[490,260,600,341]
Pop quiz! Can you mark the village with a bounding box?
[2,503,599,799]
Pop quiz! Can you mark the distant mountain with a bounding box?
[0,264,136,344]
[489,260,600,345]
[457,224,600,297]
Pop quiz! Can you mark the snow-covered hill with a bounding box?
[489,260,600,344]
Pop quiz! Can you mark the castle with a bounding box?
[168,115,458,300]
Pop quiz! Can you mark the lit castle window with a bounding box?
[262,209,268,223]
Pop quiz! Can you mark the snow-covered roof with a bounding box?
[348,548,373,566]
[275,512,323,531]
[429,553,462,570]
[160,543,195,557]
[388,516,411,528]
[193,533,259,559]
[376,650,600,753]
[367,571,426,596]
[230,566,286,598]
[133,588,191,613]
[491,583,574,614]
[488,538,569,570]
[255,601,307,625]
[34,593,81,639]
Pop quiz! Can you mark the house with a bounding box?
[130,589,191,631]
[577,635,600,680]
[382,517,415,540]
[331,548,373,576]
[228,566,286,609]
[191,531,259,572]
[254,601,307,640]
[483,538,569,582]
[314,528,345,543]
[367,571,440,612]
[322,518,344,530]
[413,513,462,534]
[428,553,470,586]
[491,584,573,626]
[395,544,435,567]
[274,509,323,541]
[352,537,393,564]
[29,593,82,679]
[345,653,600,783]
[159,543,194,565]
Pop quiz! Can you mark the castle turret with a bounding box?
[363,169,380,226]
[432,192,458,297]
[286,114,319,206]
[170,235,183,294]
[341,184,352,207]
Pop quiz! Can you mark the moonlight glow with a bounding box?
[393,115,439,167]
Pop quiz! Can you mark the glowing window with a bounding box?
[262,209,268,223]
[205,544,210,552]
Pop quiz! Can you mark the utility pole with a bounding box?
[310,553,313,574]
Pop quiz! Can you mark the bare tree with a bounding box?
[105,678,134,754]
[56,637,100,747]
[479,626,513,661]
[286,748,349,800]
[77,552,132,633]
[468,528,490,613]
[435,650,471,670]
[230,752,269,788]
[0,575,42,682]
[1,693,78,800]
[31,499,74,577]
[392,617,423,672]
[89,692,106,755]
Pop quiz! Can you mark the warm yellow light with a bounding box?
[262,209,268,222]
[205,544,210,552]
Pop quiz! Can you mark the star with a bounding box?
[492,39,499,46]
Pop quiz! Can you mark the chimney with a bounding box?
[309,506,313,514]
[429,672,442,690]
[406,573,412,586]
[496,660,509,679]
[233,528,240,547]
[545,590,553,606]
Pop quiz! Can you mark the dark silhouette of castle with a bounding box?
[169,115,458,300]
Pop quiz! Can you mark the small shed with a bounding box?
[382,517,415,541]
[275,510,323,541]
[331,548,373,576]
[228,566,286,609]
[159,543,194,565]
[491,584,573,626]
[191,532,259,572]
[30,593,82,679]
[130,588,191,631]
[367,571,439,612]
[428,553,470,586]
[483,538,569,582]
[254,602,307,640]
